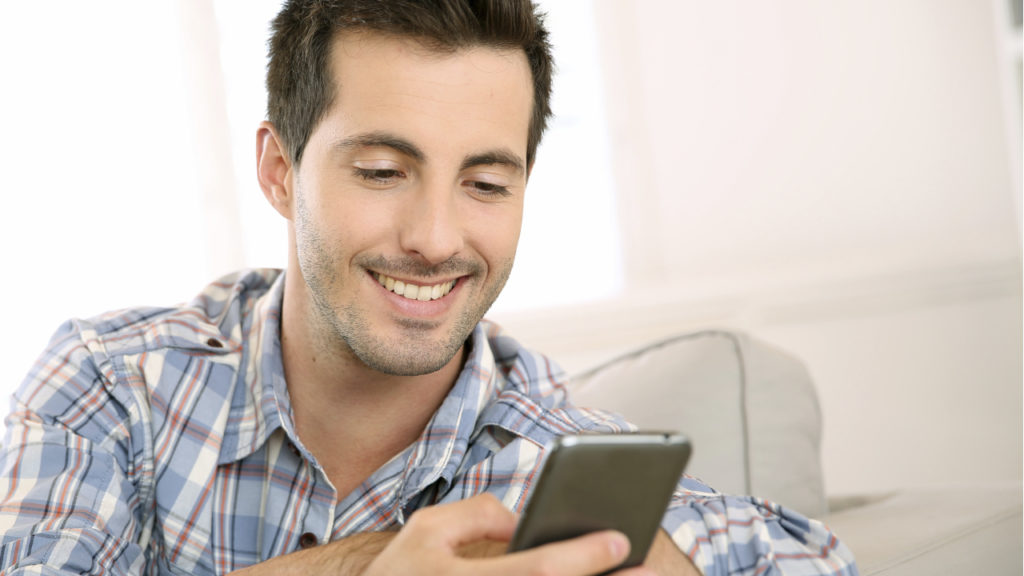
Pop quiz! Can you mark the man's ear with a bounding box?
[256,121,294,220]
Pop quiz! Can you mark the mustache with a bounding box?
[357,254,482,279]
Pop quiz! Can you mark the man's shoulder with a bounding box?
[20,269,283,416]
[49,269,282,362]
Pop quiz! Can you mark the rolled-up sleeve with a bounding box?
[0,322,146,575]
[662,476,858,575]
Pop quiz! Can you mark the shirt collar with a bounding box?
[218,270,290,465]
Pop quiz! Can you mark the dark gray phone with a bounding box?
[508,432,692,570]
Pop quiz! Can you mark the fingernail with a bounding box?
[608,532,630,558]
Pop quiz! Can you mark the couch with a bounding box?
[567,330,1023,575]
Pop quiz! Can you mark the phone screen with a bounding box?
[508,432,691,569]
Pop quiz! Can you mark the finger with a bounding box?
[404,493,518,548]
[484,530,631,576]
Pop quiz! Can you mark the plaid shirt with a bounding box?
[0,269,856,575]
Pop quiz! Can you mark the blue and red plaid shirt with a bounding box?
[0,269,856,575]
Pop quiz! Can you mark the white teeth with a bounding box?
[375,273,456,302]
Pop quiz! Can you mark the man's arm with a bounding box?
[0,415,148,573]
[0,325,149,574]
[645,530,700,575]
[233,494,656,576]
[227,531,395,576]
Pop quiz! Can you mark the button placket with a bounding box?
[296,457,338,554]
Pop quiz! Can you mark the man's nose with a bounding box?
[398,185,465,265]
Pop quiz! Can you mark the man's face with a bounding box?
[289,32,533,376]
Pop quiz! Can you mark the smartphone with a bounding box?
[507,432,692,570]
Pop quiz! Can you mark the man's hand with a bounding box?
[362,493,655,576]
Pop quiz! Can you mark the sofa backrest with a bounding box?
[568,330,828,518]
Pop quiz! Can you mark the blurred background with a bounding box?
[1,0,1020,497]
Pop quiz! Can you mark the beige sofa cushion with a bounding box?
[825,484,1022,575]
[568,330,828,518]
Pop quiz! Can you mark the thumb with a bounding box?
[483,530,632,576]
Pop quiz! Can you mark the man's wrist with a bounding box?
[332,531,397,575]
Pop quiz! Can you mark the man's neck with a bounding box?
[279,271,466,501]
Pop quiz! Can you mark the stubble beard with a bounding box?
[294,193,513,376]
[336,264,509,376]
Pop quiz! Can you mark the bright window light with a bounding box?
[0,2,206,425]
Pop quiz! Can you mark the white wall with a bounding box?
[594,0,1018,294]
[494,0,1023,495]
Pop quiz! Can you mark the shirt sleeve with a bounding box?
[661,475,858,576]
[0,321,147,575]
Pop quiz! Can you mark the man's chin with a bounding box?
[332,283,498,376]
[346,321,472,377]
[356,345,462,377]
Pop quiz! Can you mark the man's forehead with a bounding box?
[323,29,533,124]
[306,29,534,170]
[329,29,530,75]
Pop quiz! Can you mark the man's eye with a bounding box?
[468,181,511,197]
[353,168,403,183]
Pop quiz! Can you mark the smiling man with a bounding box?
[0,1,857,575]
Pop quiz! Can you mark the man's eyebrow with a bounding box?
[461,149,526,177]
[332,131,425,162]
[333,133,524,176]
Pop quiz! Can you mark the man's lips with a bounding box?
[372,272,458,302]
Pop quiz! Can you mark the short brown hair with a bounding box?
[267,0,554,167]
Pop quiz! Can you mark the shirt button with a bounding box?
[298,532,319,550]
[206,337,224,348]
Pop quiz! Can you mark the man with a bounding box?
[0,1,857,574]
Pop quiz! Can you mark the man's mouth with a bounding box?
[374,272,457,302]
